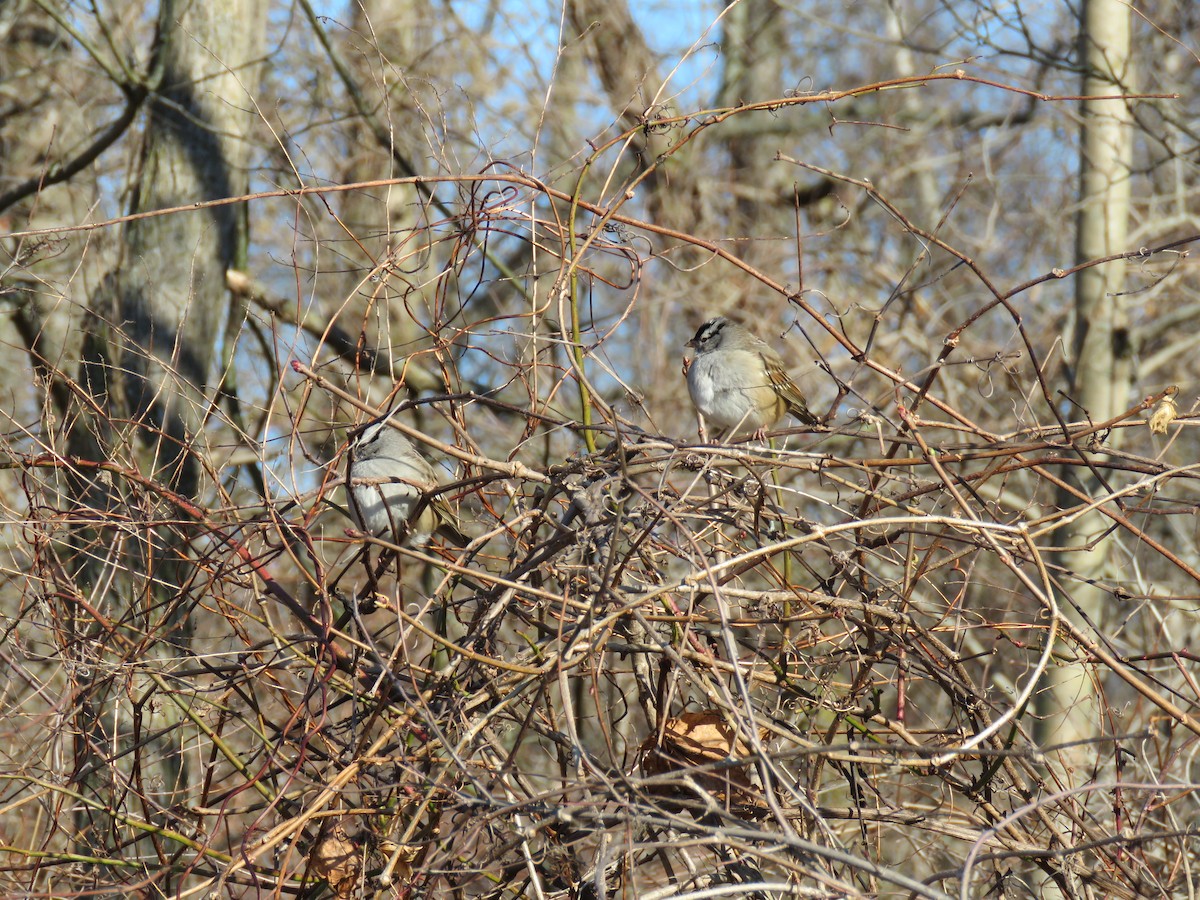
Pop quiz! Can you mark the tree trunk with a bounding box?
[1043,0,1133,748]
[68,0,266,879]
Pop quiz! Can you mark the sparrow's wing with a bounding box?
[762,350,818,425]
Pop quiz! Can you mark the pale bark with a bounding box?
[338,0,430,391]
[69,0,267,872]
[719,0,792,228]
[111,0,265,493]
[1044,0,1134,747]
[567,0,703,229]
[0,1,102,415]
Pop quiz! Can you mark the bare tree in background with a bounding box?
[1046,0,1136,745]
[1,1,1200,897]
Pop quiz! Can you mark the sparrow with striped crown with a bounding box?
[346,414,466,547]
[685,316,818,440]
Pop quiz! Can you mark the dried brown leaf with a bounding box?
[310,821,361,899]
[640,710,767,803]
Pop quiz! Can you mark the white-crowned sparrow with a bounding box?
[685,316,818,439]
[346,414,466,546]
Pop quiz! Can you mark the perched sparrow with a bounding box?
[685,316,818,439]
[346,414,466,546]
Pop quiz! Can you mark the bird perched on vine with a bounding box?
[685,316,818,439]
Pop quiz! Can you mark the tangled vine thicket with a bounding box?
[5,167,1200,899]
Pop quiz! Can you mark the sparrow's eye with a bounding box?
[696,322,721,346]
